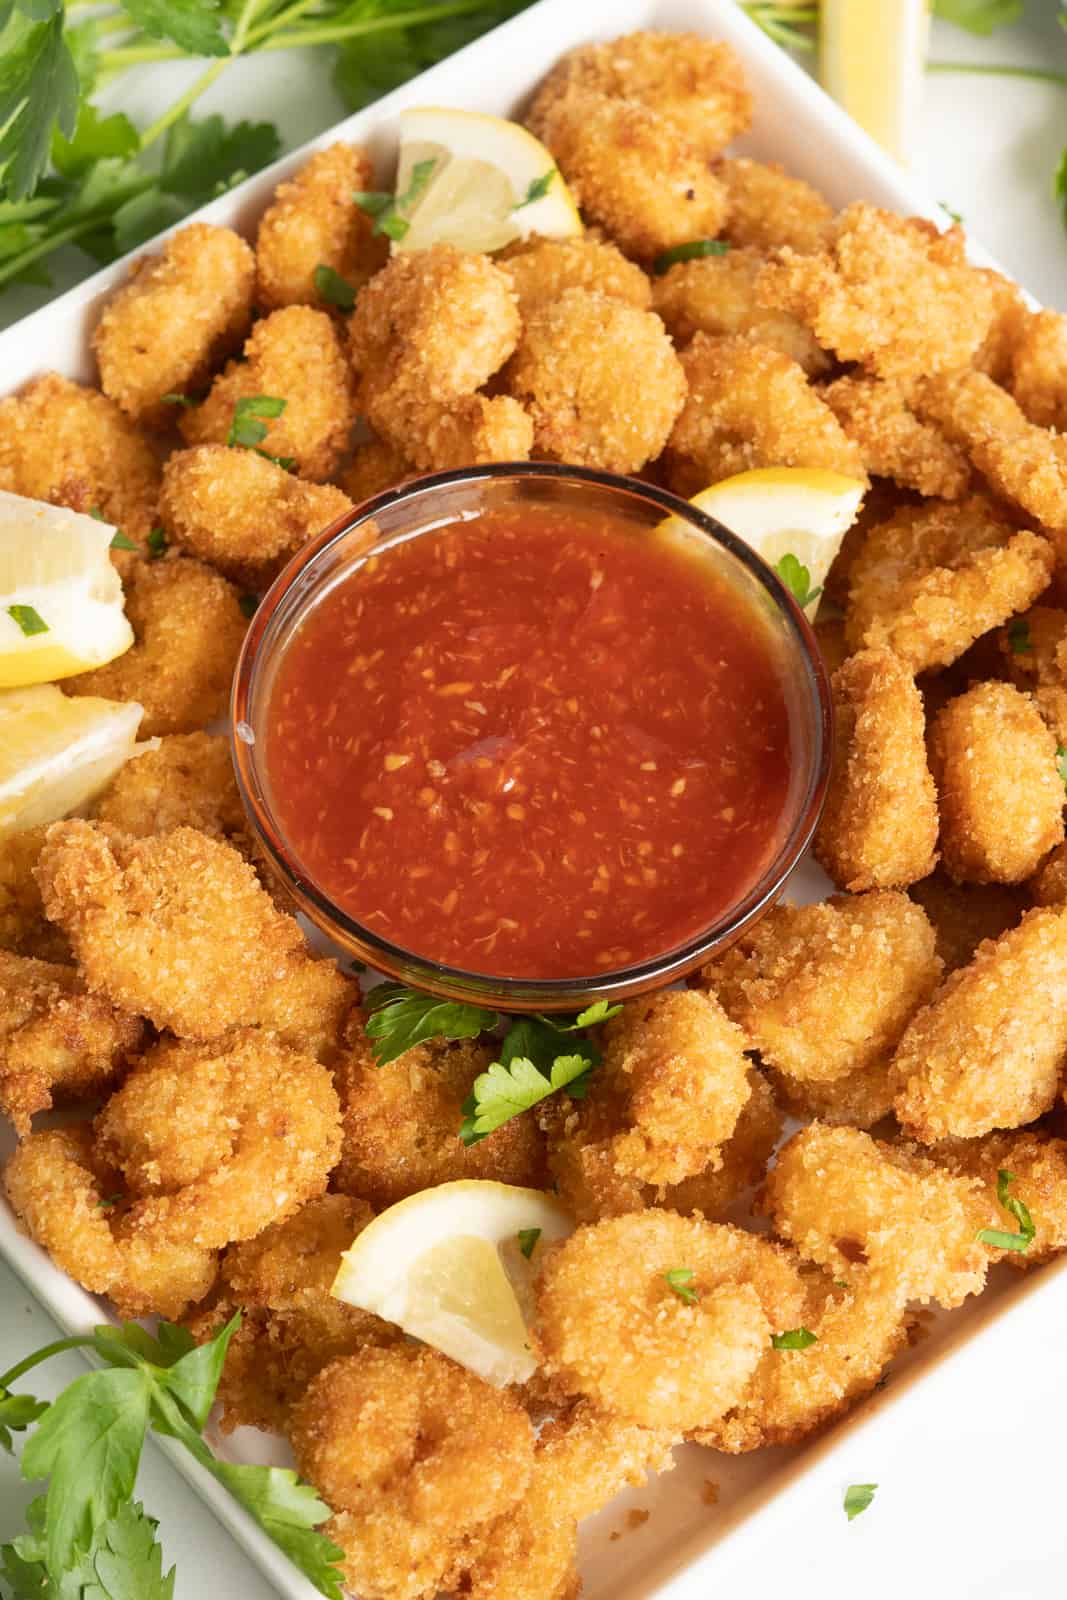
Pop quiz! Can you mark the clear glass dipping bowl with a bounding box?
[231,464,832,1012]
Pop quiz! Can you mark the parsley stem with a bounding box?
[241,0,328,50]
[927,60,1067,88]
[257,0,499,52]
[97,42,185,71]
[0,1335,96,1391]
[139,58,231,150]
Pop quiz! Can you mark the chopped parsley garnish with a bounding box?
[6,605,48,638]
[161,392,195,407]
[239,593,259,619]
[775,553,822,610]
[354,158,436,242]
[226,395,295,470]
[146,527,167,559]
[110,530,139,552]
[460,1052,595,1145]
[976,1168,1036,1253]
[517,1228,541,1260]
[844,1483,877,1521]
[771,1327,817,1350]
[1057,746,1067,796]
[95,1194,124,1211]
[365,984,501,1069]
[651,238,730,275]
[314,264,357,311]
[1008,618,1032,654]
[513,169,556,210]
[939,201,964,224]
[664,1268,700,1305]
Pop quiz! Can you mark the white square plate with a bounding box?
[0,3,1061,1596]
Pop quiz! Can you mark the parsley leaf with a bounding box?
[227,394,287,451]
[6,603,47,636]
[513,168,555,210]
[1008,618,1032,655]
[652,238,729,275]
[314,263,356,310]
[0,1388,47,1454]
[460,1052,595,1144]
[1057,745,1067,796]
[775,553,822,610]
[52,103,138,178]
[146,527,166,559]
[664,1268,700,1304]
[109,530,138,552]
[771,1327,817,1350]
[354,157,436,241]
[117,0,228,57]
[364,983,501,1068]
[161,392,194,408]
[0,10,79,200]
[843,1483,877,1521]
[160,113,281,210]
[499,1015,573,1075]
[931,0,1021,33]
[517,1227,541,1259]
[976,1167,1036,1253]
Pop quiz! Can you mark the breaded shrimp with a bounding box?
[843,496,1053,673]
[505,289,685,473]
[932,1130,1067,1267]
[813,615,849,676]
[703,892,941,1087]
[822,478,915,609]
[92,224,255,428]
[0,950,144,1134]
[160,444,352,587]
[664,335,865,497]
[368,394,532,474]
[289,1345,534,1600]
[929,681,1064,884]
[766,1057,895,1132]
[0,374,161,546]
[1031,841,1067,906]
[1010,308,1067,431]
[890,906,1067,1140]
[652,247,830,375]
[759,208,996,380]
[255,143,386,311]
[334,1022,545,1207]
[527,31,751,157]
[972,268,1029,384]
[763,1123,989,1307]
[335,436,414,506]
[528,91,728,261]
[813,648,940,892]
[717,158,834,255]
[94,732,246,842]
[4,1125,216,1319]
[0,826,68,962]
[498,232,651,315]
[95,1030,340,1250]
[67,555,247,737]
[997,604,1067,744]
[534,1213,808,1428]
[909,871,1025,971]
[821,376,971,499]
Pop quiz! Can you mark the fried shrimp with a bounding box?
[334,1022,545,1207]
[505,289,685,474]
[371,395,533,474]
[335,436,414,505]
[651,247,830,375]
[909,872,1025,972]
[821,376,971,499]
[890,906,1067,1140]
[498,232,651,315]
[289,1344,535,1600]
[972,268,1029,384]
[766,1057,896,1131]
[67,555,247,737]
[998,605,1067,744]
[758,207,996,380]
[0,826,68,962]
[1031,841,1067,906]
[813,648,940,892]
[255,143,386,311]
[664,335,865,496]
[94,732,247,842]
[717,157,834,255]
[932,1130,1067,1267]
[160,444,352,587]
[534,1212,807,1429]
[929,682,1064,884]
[92,224,255,428]
[1009,308,1067,431]
[95,1030,340,1250]
[4,1126,216,1319]
[763,1123,989,1307]
[0,950,144,1135]
[843,496,1054,674]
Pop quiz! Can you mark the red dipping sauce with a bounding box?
[264,504,793,979]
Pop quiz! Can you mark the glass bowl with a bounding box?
[231,464,832,1011]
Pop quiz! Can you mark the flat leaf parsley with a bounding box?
[775,553,821,610]
[771,1327,818,1350]
[460,1052,594,1144]
[364,984,502,1068]
[976,1167,1036,1253]
[843,1482,877,1521]
[354,156,437,241]
[664,1268,700,1304]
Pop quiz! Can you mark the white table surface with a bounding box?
[2,7,1067,1598]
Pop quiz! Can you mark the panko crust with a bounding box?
[0,825,69,963]
[1031,840,1067,907]
[94,731,247,842]
[92,224,255,428]
[909,872,1025,972]
[929,681,1064,885]
[505,288,685,474]
[255,142,387,311]
[1010,308,1067,431]
[813,648,939,892]
[821,376,971,499]
[932,1130,1067,1267]
[368,393,533,474]
[652,246,830,375]
[766,1058,896,1132]
[758,207,996,381]
[997,604,1067,744]
[289,1345,534,1600]
[160,443,352,586]
[717,157,834,255]
[498,232,651,315]
[890,905,1067,1140]
[67,554,247,737]
[180,306,356,481]
[335,436,414,505]
[972,268,1029,384]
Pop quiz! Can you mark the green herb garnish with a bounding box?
[775,553,822,610]
[1008,618,1032,654]
[517,1228,541,1259]
[6,605,48,637]
[110,530,139,551]
[354,157,436,241]
[771,1327,818,1350]
[651,238,730,275]
[162,392,195,408]
[976,1168,1036,1253]
[663,1268,700,1305]
[146,527,167,559]
[1057,746,1067,797]
[460,1052,595,1146]
[513,169,556,210]
[844,1483,877,1521]
[364,984,501,1068]
[314,264,357,310]
[228,394,287,450]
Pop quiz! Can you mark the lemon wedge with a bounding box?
[665,467,865,617]
[0,493,134,688]
[332,1179,572,1386]
[819,0,930,167]
[391,106,582,255]
[0,683,145,836]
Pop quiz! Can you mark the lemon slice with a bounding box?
[665,467,865,617]
[391,106,582,255]
[0,683,145,836]
[820,0,930,167]
[332,1179,572,1386]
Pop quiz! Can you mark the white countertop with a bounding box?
[2,8,1067,1597]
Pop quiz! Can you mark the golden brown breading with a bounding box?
[822,479,916,609]
[759,207,996,380]
[498,232,651,315]
[762,1123,989,1307]
[0,949,144,1134]
[67,554,247,737]
[1031,841,1067,907]
[1009,308,1067,431]
[971,268,1029,384]
[928,681,1064,884]
[526,30,751,157]
[505,289,685,474]
[0,374,161,546]
[335,436,415,505]
[255,143,387,311]
[821,376,971,499]
[664,334,865,496]
[289,1345,534,1600]
[997,604,1067,743]
[766,1058,895,1131]
[92,224,255,428]
[909,871,1025,971]
[813,648,939,891]
[844,496,1054,673]
[0,826,69,962]
[652,246,830,375]
[890,905,1067,1140]
[160,443,352,587]
[368,394,533,474]
[94,731,246,842]
[932,1130,1067,1266]
[718,157,834,255]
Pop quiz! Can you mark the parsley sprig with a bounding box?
[354,157,437,241]
[775,553,822,610]
[976,1168,1036,1253]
